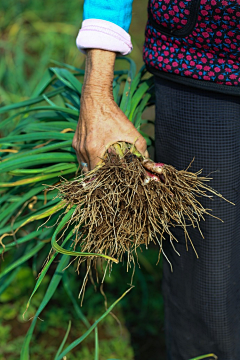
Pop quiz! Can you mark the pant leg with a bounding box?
[154,76,240,360]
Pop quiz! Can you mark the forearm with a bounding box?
[73,50,147,170]
[83,49,116,96]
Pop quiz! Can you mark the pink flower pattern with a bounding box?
[144,0,240,85]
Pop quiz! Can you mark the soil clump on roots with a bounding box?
[49,143,230,287]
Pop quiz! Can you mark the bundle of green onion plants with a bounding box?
[0,58,229,289]
[0,61,155,280]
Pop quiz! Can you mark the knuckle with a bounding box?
[72,140,86,159]
[79,144,86,156]
[139,137,147,149]
[86,144,94,154]
[72,141,77,150]
[72,135,78,150]
[85,139,96,154]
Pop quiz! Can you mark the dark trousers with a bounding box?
[154,76,240,360]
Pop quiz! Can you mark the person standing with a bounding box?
[73,1,240,359]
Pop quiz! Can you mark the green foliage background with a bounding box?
[0,0,148,105]
[0,1,166,358]
[0,2,214,360]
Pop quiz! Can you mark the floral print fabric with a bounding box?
[144,0,240,85]
[149,0,193,30]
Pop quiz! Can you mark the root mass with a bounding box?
[49,146,228,279]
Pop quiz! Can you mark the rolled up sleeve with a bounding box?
[76,0,133,55]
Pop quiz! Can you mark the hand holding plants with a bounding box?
[72,49,148,171]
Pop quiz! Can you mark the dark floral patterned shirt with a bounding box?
[144,0,240,86]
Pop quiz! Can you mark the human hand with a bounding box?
[72,90,148,171]
[72,49,148,172]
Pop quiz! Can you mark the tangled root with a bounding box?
[48,142,230,289]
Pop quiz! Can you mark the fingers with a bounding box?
[142,159,164,175]
[72,129,90,173]
[144,150,149,158]
[81,162,89,174]
[143,163,166,185]
[133,135,148,157]
[75,136,148,173]
[72,103,149,172]
[76,153,89,173]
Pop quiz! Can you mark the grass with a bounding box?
[0,0,148,106]
[0,264,135,360]
[0,0,82,105]
[0,2,217,358]
[0,58,159,359]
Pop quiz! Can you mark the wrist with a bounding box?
[82,79,113,100]
[83,49,115,92]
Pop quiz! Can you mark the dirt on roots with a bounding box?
[48,145,229,292]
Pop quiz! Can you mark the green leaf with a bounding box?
[0,230,40,254]
[0,153,77,174]
[128,78,154,121]
[95,326,99,360]
[9,163,76,175]
[23,229,73,319]
[50,60,85,74]
[0,165,77,187]
[0,87,64,116]
[63,272,90,329]
[0,190,15,206]
[50,67,83,94]
[55,287,133,360]
[54,321,72,360]
[42,94,58,107]
[0,132,73,145]
[0,267,20,296]
[24,121,77,133]
[0,185,47,227]
[0,242,44,280]
[31,68,54,97]
[189,355,217,360]
[0,199,63,236]
[131,94,151,127]
[129,65,147,100]
[3,105,78,124]
[119,57,137,115]
[20,251,70,360]
[18,200,66,229]
[119,76,132,115]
